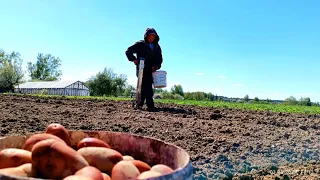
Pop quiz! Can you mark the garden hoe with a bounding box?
[133,57,145,109]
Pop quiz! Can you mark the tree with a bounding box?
[0,50,4,66]
[111,75,127,96]
[0,49,24,91]
[243,94,249,102]
[161,90,175,99]
[27,53,62,81]
[154,88,164,94]
[87,71,112,96]
[193,92,205,101]
[86,67,127,97]
[123,85,135,97]
[253,97,259,102]
[284,96,298,105]
[170,84,184,97]
[183,91,206,101]
[207,92,215,101]
[184,92,194,100]
[299,97,311,106]
[312,102,320,106]
[173,94,184,100]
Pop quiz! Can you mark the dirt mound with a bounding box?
[1,94,320,179]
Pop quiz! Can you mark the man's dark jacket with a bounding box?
[125,28,163,78]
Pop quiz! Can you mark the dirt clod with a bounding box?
[210,113,222,120]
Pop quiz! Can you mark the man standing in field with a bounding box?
[125,27,163,111]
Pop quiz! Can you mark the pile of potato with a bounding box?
[0,123,174,180]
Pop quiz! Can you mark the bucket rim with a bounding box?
[0,130,192,180]
[154,70,167,73]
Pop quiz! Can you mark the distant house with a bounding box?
[14,80,90,96]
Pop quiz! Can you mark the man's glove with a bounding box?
[152,66,158,72]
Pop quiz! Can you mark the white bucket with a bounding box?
[153,70,167,88]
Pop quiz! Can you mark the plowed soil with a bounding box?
[1,94,320,179]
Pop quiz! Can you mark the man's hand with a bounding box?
[152,66,158,72]
[134,59,139,65]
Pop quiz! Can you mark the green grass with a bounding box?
[156,99,320,114]
[3,93,133,101]
[4,93,320,115]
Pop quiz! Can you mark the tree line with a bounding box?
[153,85,218,101]
[0,49,129,97]
[1,48,318,107]
[283,96,318,106]
[0,49,63,92]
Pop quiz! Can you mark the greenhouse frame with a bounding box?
[14,81,90,96]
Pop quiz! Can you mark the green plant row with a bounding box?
[4,93,320,115]
[156,99,320,114]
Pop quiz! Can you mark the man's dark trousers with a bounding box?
[137,70,154,108]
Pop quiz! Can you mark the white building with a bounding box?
[14,81,90,96]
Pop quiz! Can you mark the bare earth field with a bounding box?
[1,94,320,179]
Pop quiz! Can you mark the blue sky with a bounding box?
[1,0,320,101]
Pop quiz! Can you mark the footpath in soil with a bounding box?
[1,94,320,179]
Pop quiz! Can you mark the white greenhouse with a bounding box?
[14,81,90,96]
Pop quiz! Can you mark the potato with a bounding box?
[0,163,37,178]
[77,138,111,150]
[63,175,94,180]
[0,148,32,169]
[130,160,151,173]
[32,139,89,179]
[23,133,66,151]
[111,161,140,180]
[45,123,72,146]
[137,171,162,179]
[150,164,174,175]
[102,173,111,180]
[122,155,134,161]
[77,147,123,174]
[75,166,104,180]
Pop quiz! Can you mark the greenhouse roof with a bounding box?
[15,81,78,89]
